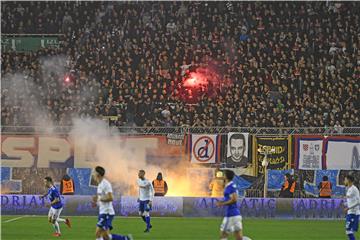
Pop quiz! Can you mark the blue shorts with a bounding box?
[139,200,151,213]
[346,214,359,234]
[97,214,114,231]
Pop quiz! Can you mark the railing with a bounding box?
[1,34,65,36]
[186,127,360,135]
[1,126,360,135]
[245,190,314,198]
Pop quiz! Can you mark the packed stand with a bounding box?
[1,2,359,129]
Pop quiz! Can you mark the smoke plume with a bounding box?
[2,55,68,133]
[2,54,213,197]
[69,117,212,197]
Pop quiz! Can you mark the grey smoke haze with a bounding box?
[70,118,147,194]
[2,55,211,196]
[70,117,211,196]
[2,55,69,132]
[39,54,68,80]
[2,54,100,131]
[2,72,55,132]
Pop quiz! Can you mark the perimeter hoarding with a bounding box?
[120,196,183,217]
[1,195,346,219]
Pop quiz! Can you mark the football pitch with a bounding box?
[1,215,357,240]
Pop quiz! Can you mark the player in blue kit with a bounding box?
[216,170,244,240]
[40,177,71,237]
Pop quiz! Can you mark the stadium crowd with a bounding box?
[1,2,359,128]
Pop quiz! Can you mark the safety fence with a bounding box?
[2,126,360,135]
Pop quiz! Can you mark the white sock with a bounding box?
[57,218,66,223]
[108,234,113,239]
[96,238,103,240]
[53,221,60,233]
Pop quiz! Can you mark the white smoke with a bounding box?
[2,54,212,197]
[69,117,211,197]
[2,55,68,133]
[69,118,145,194]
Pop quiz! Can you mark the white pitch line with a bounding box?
[2,216,27,223]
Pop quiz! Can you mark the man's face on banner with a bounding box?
[230,138,245,161]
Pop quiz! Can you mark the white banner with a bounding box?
[325,139,360,170]
[226,132,249,168]
[297,140,323,170]
[190,134,219,164]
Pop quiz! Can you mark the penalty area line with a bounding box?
[2,215,27,223]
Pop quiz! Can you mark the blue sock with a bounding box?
[145,216,151,228]
[348,234,355,240]
[110,234,127,240]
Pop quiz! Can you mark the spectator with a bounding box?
[1,2,359,130]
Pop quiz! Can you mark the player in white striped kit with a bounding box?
[344,174,360,240]
[92,166,133,240]
[137,169,155,233]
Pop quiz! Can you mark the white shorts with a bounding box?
[220,215,243,233]
[48,207,63,220]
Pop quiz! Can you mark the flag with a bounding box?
[190,134,220,164]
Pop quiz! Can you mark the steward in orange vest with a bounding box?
[318,176,332,198]
[152,172,168,196]
[60,174,75,195]
[209,171,225,197]
[279,173,296,198]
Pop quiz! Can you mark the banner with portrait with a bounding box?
[324,136,360,170]
[189,134,220,164]
[226,133,250,167]
[295,136,324,170]
[254,136,291,176]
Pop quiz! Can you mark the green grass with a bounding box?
[1,215,358,240]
